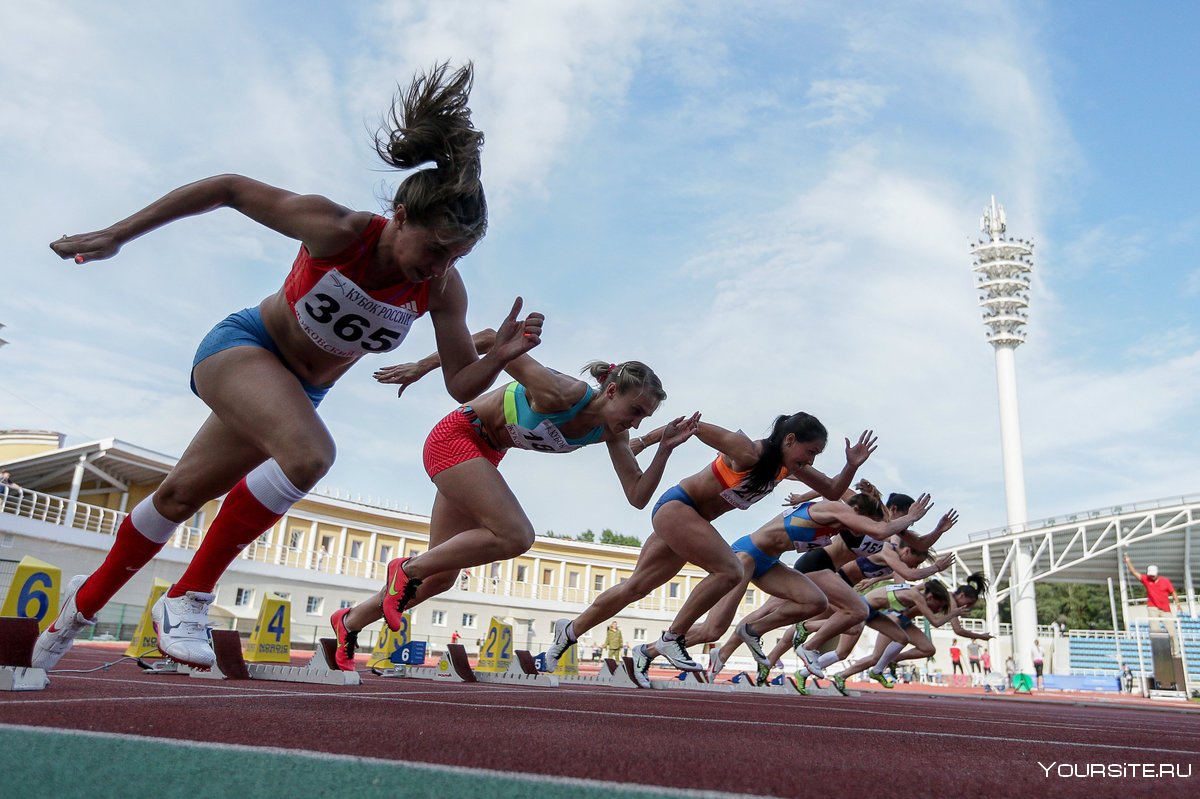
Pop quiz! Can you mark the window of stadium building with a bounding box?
[634,628,646,640]
[306,596,323,614]
[594,575,605,591]
[568,571,579,588]
[349,541,363,560]
[462,613,476,628]
[744,590,755,605]
[516,565,528,582]
[431,610,446,626]
[235,588,254,607]
[542,568,553,585]
[379,544,392,563]
[669,582,680,598]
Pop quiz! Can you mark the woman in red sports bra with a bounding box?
[541,412,878,685]
[35,63,541,672]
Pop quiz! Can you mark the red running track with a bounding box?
[2,644,1197,798]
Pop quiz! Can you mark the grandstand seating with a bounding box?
[1067,614,1200,682]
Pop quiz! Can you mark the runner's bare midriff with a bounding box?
[259,290,359,386]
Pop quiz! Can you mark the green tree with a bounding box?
[599,528,642,547]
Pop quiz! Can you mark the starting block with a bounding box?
[557,657,625,686]
[188,631,360,686]
[474,650,558,687]
[0,617,48,691]
[728,671,801,695]
[651,668,731,692]
[377,646,559,687]
[803,677,857,697]
[375,643,477,683]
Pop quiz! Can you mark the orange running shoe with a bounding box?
[330,608,358,672]
[381,557,422,631]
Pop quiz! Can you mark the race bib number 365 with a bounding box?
[296,271,418,358]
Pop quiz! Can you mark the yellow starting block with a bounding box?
[187,630,359,686]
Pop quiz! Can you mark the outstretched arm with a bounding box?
[823,494,934,541]
[635,421,758,468]
[949,615,994,641]
[1123,554,1142,581]
[430,289,543,403]
[789,430,877,500]
[374,329,496,397]
[50,174,362,263]
[608,413,701,508]
[904,509,959,550]
[881,546,955,582]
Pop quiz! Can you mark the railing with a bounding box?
[967,492,1200,542]
[3,485,204,550]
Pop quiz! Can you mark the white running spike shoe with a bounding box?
[737,622,771,667]
[630,643,653,688]
[706,649,726,682]
[795,645,827,679]
[152,589,216,669]
[541,618,575,672]
[655,633,702,671]
[31,575,95,670]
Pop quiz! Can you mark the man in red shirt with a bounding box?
[1125,555,1183,615]
[1125,554,1184,659]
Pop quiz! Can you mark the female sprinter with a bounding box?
[542,414,879,686]
[34,63,539,670]
[688,484,936,680]
[765,507,957,690]
[328,359,698,669]
[841,573,992,686]
[710,482,938,680]
[832,580,957,687]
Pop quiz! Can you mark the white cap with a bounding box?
[1147,564,1159,577]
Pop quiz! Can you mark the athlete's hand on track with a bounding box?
[658,412,700,452]
[491,297,543,362]
[844,430,878,468]
[932,509,959,536]
[50,229,122,264]
[373,361,432,397]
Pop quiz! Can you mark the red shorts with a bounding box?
[423,408,505,478]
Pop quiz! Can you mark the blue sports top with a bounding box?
[783,502,840,552]
[502,382,605,453]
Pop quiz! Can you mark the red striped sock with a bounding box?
[75,517,166,618]
[168,478,283,597]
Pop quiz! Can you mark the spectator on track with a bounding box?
[605,622,624,661]
[967,639,982,673]
[1031,639,1045,690]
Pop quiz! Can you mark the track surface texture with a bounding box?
[1,644,1197,798]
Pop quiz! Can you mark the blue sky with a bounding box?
[1,1,1197,547]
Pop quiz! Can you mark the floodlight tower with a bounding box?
[970,195,1039,673]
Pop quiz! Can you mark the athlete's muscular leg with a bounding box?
[571,533,685,637]
[654,503,743,638]
[402,459,534,581]
[343,489,479,631]
[684,555,754,645]
[155,346,338,521]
